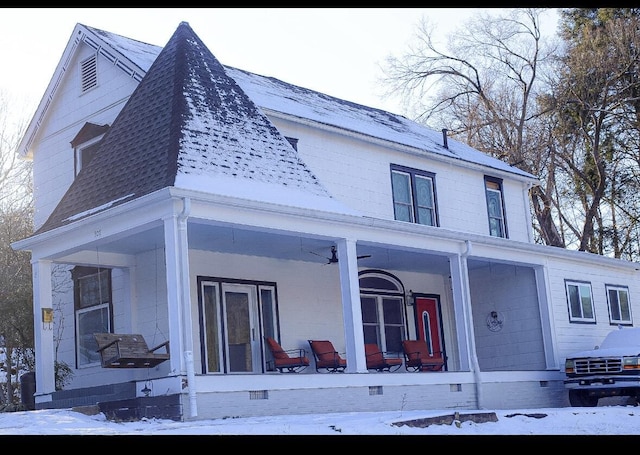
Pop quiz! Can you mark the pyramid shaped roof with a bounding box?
[37,22,335,234]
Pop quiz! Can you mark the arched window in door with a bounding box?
[358,270,407,354]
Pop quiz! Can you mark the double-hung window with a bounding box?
[391,165,437,226]
[73,267,112,367]
[606,285,632,325]
[359,272,407,354]
[485,176,507,238]
[565,280,595,323]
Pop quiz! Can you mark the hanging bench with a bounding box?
[94,333,170,368]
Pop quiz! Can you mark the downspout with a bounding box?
[524,181,535,244]
[178,197,197,417]
[461,240,483,409]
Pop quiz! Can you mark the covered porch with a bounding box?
[22,188,561,419]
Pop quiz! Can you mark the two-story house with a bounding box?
[12,21,640,421]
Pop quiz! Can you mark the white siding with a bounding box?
[547,256,640,363]
[31,42,138,229]
[270,117,533,242]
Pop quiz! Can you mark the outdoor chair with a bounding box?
[308,339,347,373]
[364,343,403,372]
[264,337,310,373]
[401,339,446,372]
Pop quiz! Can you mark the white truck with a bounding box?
[564,327,640,406]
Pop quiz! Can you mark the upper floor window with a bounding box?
[72,267,112,368]
[565,280,595,323]
[80,54,98,93]
[606,285,632,325]
[71,123,109,176]
[485,176,507,238]
[391,165,438,226]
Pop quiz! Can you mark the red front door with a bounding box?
[414,295,445,365]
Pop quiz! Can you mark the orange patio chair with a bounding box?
[308,339,347,373]
[364,343,403,372]
[401,339,446,372]
[264,337,310,373]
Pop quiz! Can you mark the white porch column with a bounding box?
[32,259,55,405]
[336,238,367,373]
[448,253,472,371]
[163,197,197,417]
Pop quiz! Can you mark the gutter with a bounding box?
[461,240,483,409]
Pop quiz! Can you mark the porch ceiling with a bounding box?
[88,221,462,275]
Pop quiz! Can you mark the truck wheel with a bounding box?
[569,390,599,407]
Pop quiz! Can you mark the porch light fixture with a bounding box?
[42,308,53,330]
[406,290,414,306]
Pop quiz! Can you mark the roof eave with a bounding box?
[17,23,149,160]
[262,107,539,185]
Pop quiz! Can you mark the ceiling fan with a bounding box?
[310,245,372,265]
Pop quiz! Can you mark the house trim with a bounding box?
[18,23,151,160]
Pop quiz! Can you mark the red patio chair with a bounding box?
[402,339,446,372]
[308,339,347,373]
[264,337,310,373]
[365,343,403,372]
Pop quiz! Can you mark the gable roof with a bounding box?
[22,23,539,182]
[18,23,158,160]
[227,67,533,178]
[79,23,536,181]
[36,22,337,234]
[30,21,540,236]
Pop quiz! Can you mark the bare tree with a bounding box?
[382,8,565,247]
[547,10,640,257]
[0,90,34,406]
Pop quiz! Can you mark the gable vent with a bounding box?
[80,55,98,92]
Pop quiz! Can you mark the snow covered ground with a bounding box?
[0,403,639,436]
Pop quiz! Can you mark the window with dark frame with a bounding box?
[606,284,632,325]
[197,277,280,374]
[359,271,407,354]
[72,267,112,367]
[565,279,596,323]
[484,176,507,238]
[390,164,438,227]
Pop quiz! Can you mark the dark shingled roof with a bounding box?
[36,22,330,235]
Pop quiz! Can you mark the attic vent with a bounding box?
[80,55,98,92]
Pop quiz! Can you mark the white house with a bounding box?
[12,21,640,421]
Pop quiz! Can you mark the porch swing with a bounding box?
[93,247,170,368]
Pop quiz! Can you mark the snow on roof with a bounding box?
[83,24,160,78]
[227,67,535,180]
[90,24,537,182]
[176,30,356,215]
